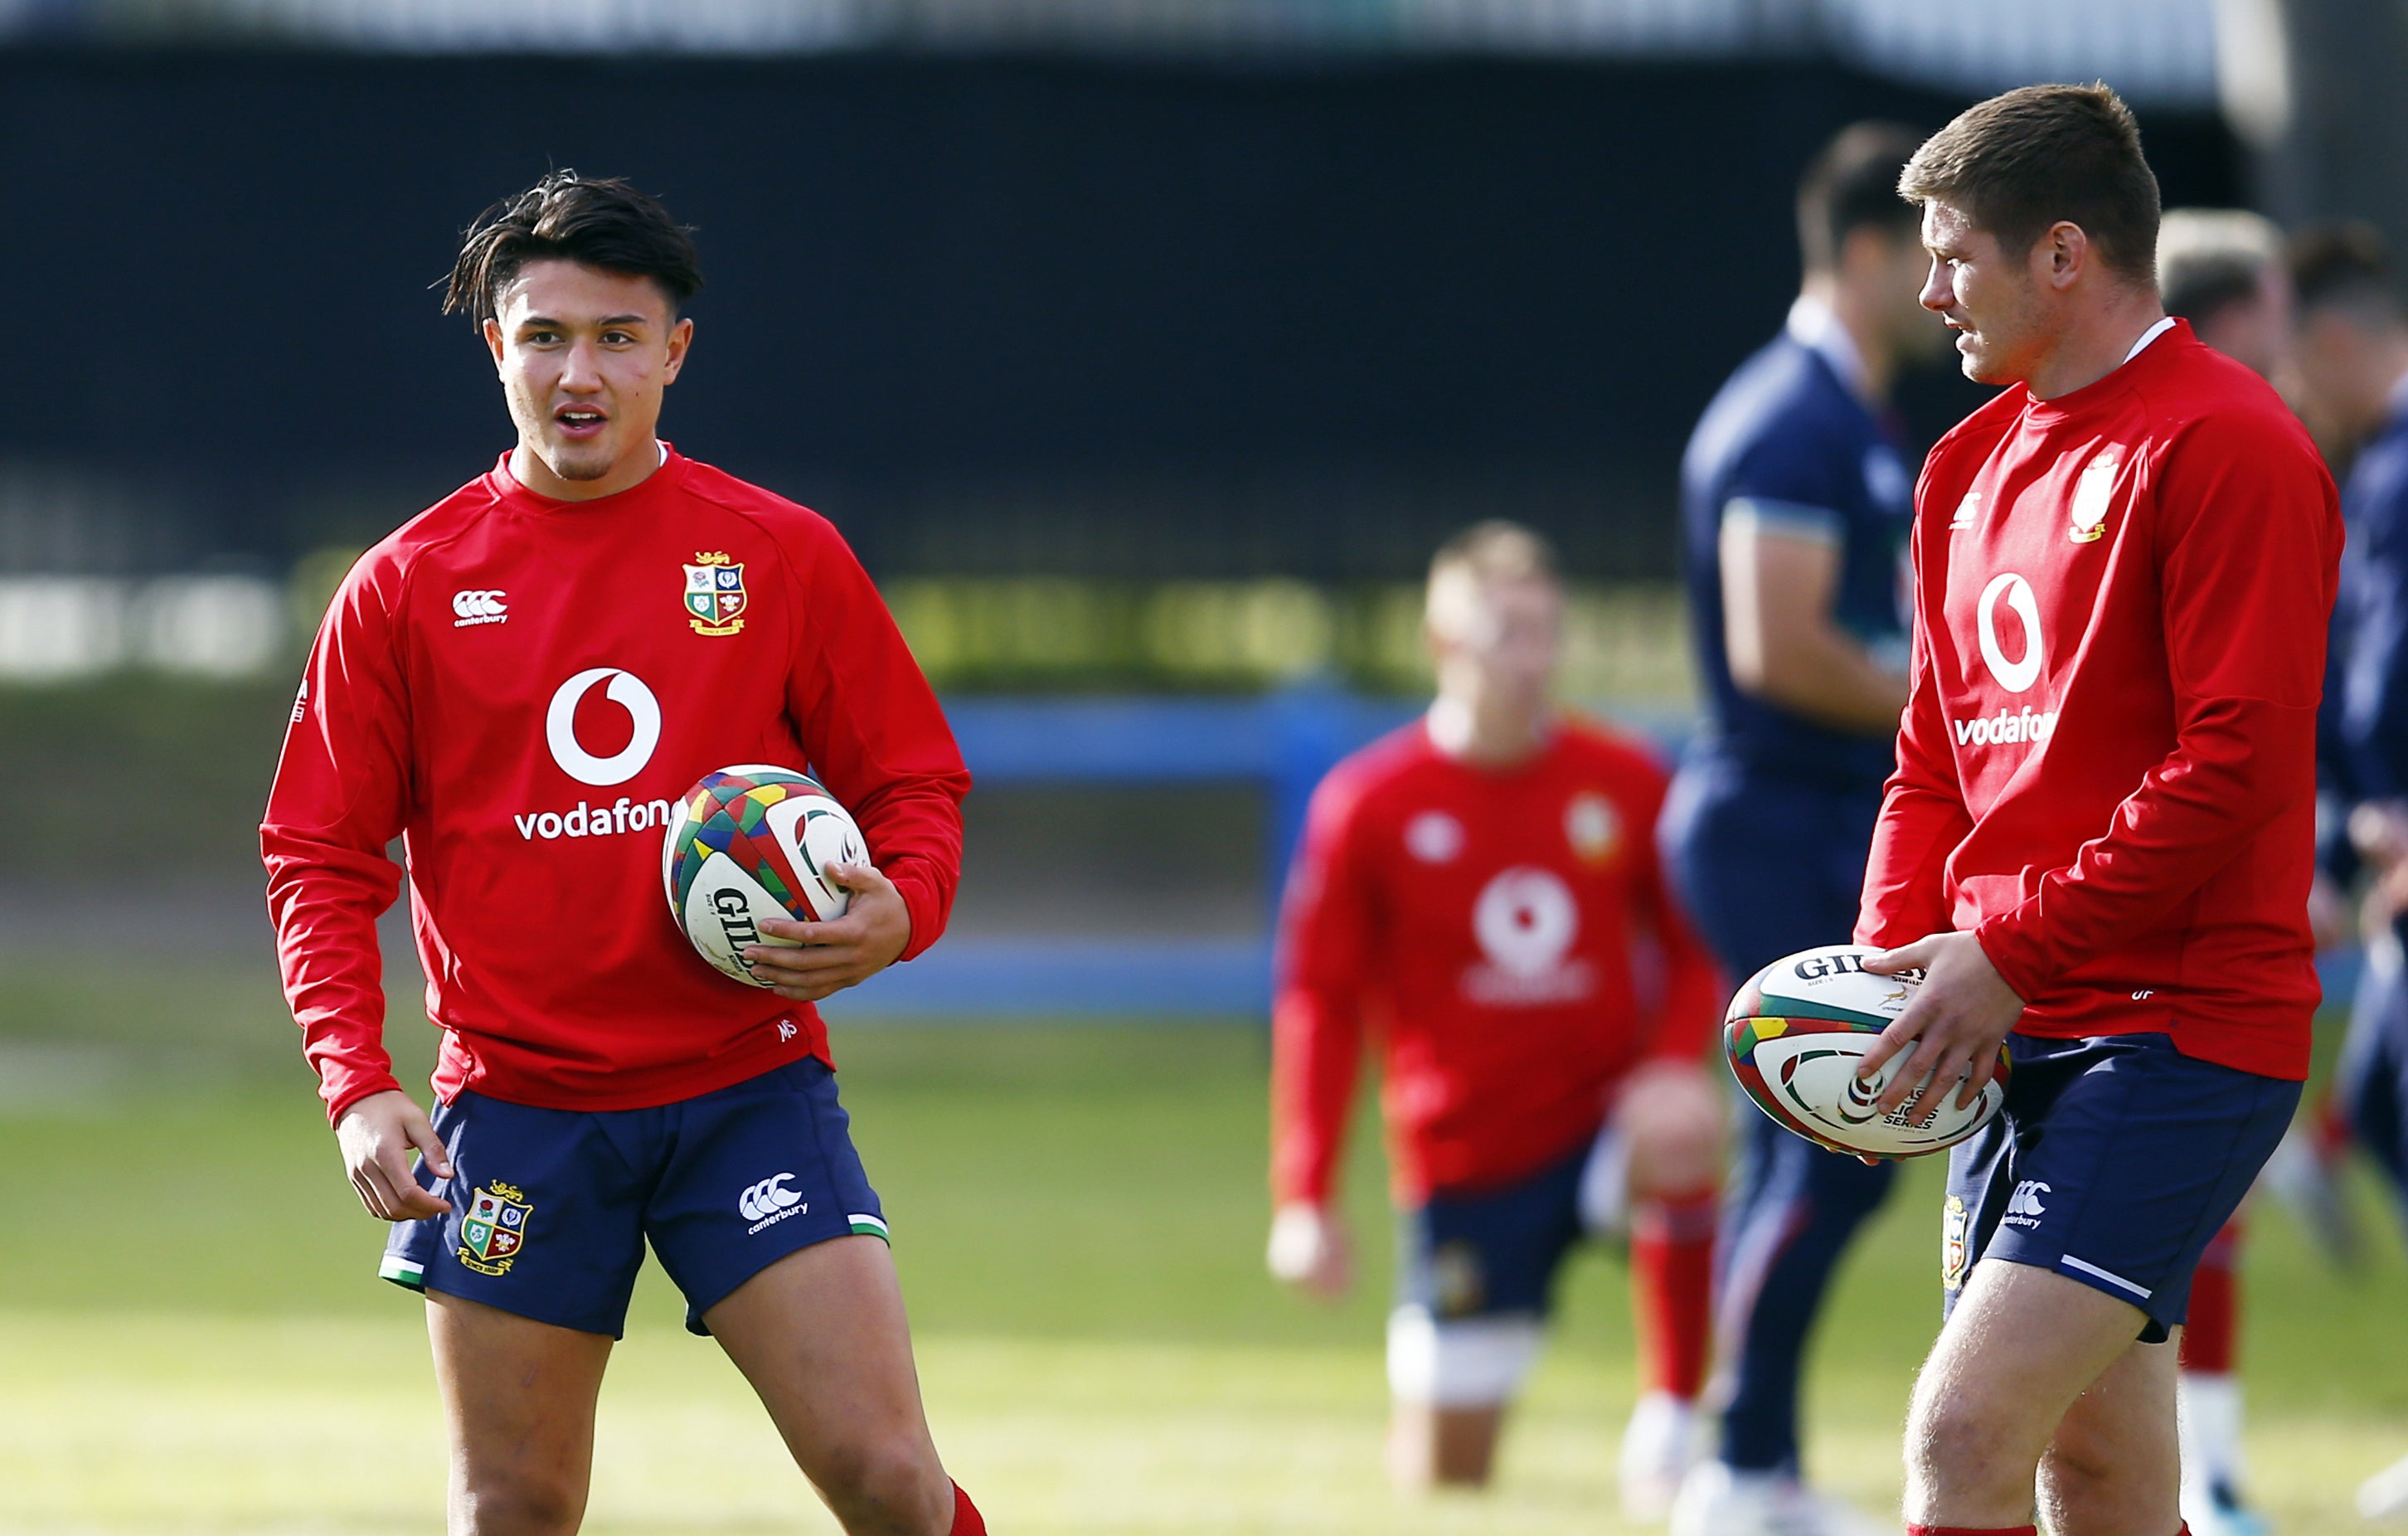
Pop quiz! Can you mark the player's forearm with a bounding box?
[1269,988,1361,1205]
[265,833,406,1123]
[286,947,401,1125]
[2346,667,2408,804]
[879,855,954,965]
[808,747,968,964]
[1856,782,1969,948]
[1975,698,2315,996]
[1738,623,1909,736]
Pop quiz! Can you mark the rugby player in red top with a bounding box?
[262,173,985,1536]
[1850,88,2341,1534]
[1266,523,1725,1515]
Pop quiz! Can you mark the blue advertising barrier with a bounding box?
[833,685,1419,1016]
[833,688,1698,1018]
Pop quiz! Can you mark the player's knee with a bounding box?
[811,1434,953,1535]
[452,1467,588,1536]
[1627,1117,1721,1197]
[2036,1433,2121,1514]
[1904,1380,2026,1500]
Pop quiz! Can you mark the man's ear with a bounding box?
[663,316,695,385]
[483,317,507,372]
[2044,221,2090,292]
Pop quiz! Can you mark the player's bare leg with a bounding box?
[427,1293,614,1536]
[2038,1324,2180,1535]
[1905,1260,2169,1528]
[1388,1402,1506,1488]
[706,1235,956,1536]
[1613,1062,1720,1515]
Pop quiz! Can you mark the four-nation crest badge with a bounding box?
[458,1182,534,1276]
[684,552,748,636]
[1941,1193,1969,1291]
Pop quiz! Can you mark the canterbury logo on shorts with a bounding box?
[740,1173,807,1232]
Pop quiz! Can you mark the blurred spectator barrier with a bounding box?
[884,576,1692,698]
[0,576,284,681]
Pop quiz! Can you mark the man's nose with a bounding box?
[560,338,604,391]
[1919,258,1954,314]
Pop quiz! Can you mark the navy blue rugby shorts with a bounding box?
[1942,1031,2297,1343]
[380,1057,886,1338]
[1398,1137,1596,1322]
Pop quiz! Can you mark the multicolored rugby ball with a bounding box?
[662,765,871,988]
[1725,943,2009,1159]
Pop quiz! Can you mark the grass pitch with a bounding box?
[0,970,2402,1533]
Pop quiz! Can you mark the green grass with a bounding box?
[0,971,2402,1532]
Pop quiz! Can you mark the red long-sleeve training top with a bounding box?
[1271,720,1723,1206]
[262,448,970,1122]
[1856,323,2341,1079]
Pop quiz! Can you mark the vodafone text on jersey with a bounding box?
[515,668,676,841]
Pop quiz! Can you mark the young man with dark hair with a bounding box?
[1857,85,2340,1534]
[1267,522,1725,1517]
[1661,120,1944,1535]
[262,172,986,1536]
[2285,221,2408,1518]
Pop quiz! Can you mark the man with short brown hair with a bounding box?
[1857,85,2339,1534]
[1268,521,1726,1516]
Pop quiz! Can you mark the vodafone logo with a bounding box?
[1474,868,1578,975]
[1975,573,2044,693]
[545,668,662,787]
[1463,867,1595,1006]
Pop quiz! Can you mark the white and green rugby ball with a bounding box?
[1724,943,2010,1159]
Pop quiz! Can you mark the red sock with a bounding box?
[1632,1190,1716,1400]
[2317,1091,2355,1161]
[949,1481,985,1536]
[1904,1527,2037,1535]
[2179,1220,2240,1375]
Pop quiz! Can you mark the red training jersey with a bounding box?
[1270,718,1721,1206]
[262,447,971,1122]
[1857,323,2341,1079]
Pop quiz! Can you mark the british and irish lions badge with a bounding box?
[684,552,748,636]
[458,1182,534,1276]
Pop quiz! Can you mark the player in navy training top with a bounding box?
[1657,124,1947,1534]
[2289,223,2408,1518]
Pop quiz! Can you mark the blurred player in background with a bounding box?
[1857,85,2338,1535]
[2151,205,2304,1536]
[2284,222,2408,1519]
[262,174,984,1536]
[1658,121,1941,1535]
[1266,523,1725,1518]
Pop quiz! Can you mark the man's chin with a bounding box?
[1957,346,2012,387]
[538,444,623,483]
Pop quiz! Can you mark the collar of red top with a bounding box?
[484,440,691,512]
[2020,316,2196,425]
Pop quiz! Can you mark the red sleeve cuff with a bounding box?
[1272,1161,1335,1208]
[323,1070,406,1126]
[1971,911,2046,1004]
[885,860,946,963]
